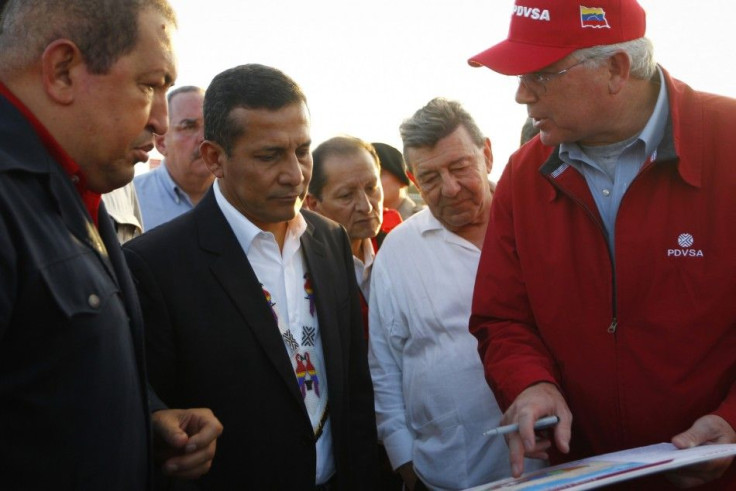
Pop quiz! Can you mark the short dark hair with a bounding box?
[0,0,176,75]
[309,136,379,199]
[203,64,308,156]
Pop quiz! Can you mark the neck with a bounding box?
[166,163,213,205]
[351,238,364,259]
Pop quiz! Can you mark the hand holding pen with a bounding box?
[483,415,560,437]
[497,382,573,478]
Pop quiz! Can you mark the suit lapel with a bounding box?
[196,192,305,408]
[300,216,345,399]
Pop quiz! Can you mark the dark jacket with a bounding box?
[124,191,378,490]
[0,92,156,489]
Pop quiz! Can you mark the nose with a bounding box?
[148,90,169,136]
[354,190,373,213]
[440,173,461,198]
[279,153,306,187]
[515,81,539,105]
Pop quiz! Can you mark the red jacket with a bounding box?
[470,69,736,488]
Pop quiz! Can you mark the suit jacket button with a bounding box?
[88,293,101,309]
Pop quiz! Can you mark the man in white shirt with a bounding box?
[368,98,543,490]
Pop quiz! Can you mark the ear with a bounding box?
[40,39,84,105]
[154,133,168,156]
[482,137,494,174]
[607,51,631,95]
[304,194,320,211]
[200,140,226,178]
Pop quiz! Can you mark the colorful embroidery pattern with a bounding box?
[304,273,316,316]
[262,285,278,323]
[295,352,320,398]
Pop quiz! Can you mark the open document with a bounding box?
[466,443,736,490]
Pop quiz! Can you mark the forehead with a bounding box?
[229,103,311,148]
[407,126,479,171]
[323,149,378,184]
[118,8,177,83]
[170,91,204,118]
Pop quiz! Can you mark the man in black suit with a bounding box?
[124,64,378,489]
[0,1,222,489]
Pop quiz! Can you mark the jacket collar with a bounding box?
[539,66,701,189]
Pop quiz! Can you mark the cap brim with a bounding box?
[468,40,576,75]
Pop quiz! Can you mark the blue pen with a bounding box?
[482,415,560,437]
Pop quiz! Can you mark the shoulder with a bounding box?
[376,209,427,255]
[132,166,162,193]
[301,209,345,237]
[124,210,196,258]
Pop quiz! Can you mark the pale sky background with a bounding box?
[160,0,736,182]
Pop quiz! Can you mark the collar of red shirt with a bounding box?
[0,81,101,225]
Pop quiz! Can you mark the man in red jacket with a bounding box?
[468,1,736,489]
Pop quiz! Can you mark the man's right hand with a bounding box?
[502,382,572,477]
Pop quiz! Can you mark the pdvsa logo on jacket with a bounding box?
[667,233,704,258]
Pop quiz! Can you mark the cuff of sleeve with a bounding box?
[713,390,736,433]
[382,428,414,470]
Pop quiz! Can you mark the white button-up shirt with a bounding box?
[368,209,542,490]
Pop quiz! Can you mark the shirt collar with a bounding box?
[156,160,193,205]
[213,179,306,254]
[559,67,669,165]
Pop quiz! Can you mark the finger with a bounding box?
[181,414,224,453]
[153,411,189,450]
[554,413,572,454]
[163,443,216,477]
[516,412,539,453]
[507,432,527,478]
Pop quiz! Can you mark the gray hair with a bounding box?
[574,37,656,80]
[0,0,176,75]
[399,97,484,168]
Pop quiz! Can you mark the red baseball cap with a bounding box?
[469,0,646,75]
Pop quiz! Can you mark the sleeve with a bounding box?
[367,253,413,470]
[123,244,180,407]
[469,161,562,411]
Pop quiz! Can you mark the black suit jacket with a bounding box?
[124,190,377,490]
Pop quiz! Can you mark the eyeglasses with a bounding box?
[517,59,589,93]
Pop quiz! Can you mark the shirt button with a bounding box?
[88,294,101,309]
[602,189,611,197]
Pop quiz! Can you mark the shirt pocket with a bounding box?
[39,251,121,319]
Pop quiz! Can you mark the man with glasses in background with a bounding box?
[468,1,736,489]
[135,85,214,230]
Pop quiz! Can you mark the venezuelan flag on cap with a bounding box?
[580,7,610,28]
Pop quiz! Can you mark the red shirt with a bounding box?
[0,82,101,224]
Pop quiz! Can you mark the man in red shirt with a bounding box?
[468,1,736,489]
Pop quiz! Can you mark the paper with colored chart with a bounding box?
[466,442,736,490]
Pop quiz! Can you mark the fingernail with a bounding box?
[185,443,197,453]
[165,463,178,473]
[512,463,521,476]
[524,438,534,450]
